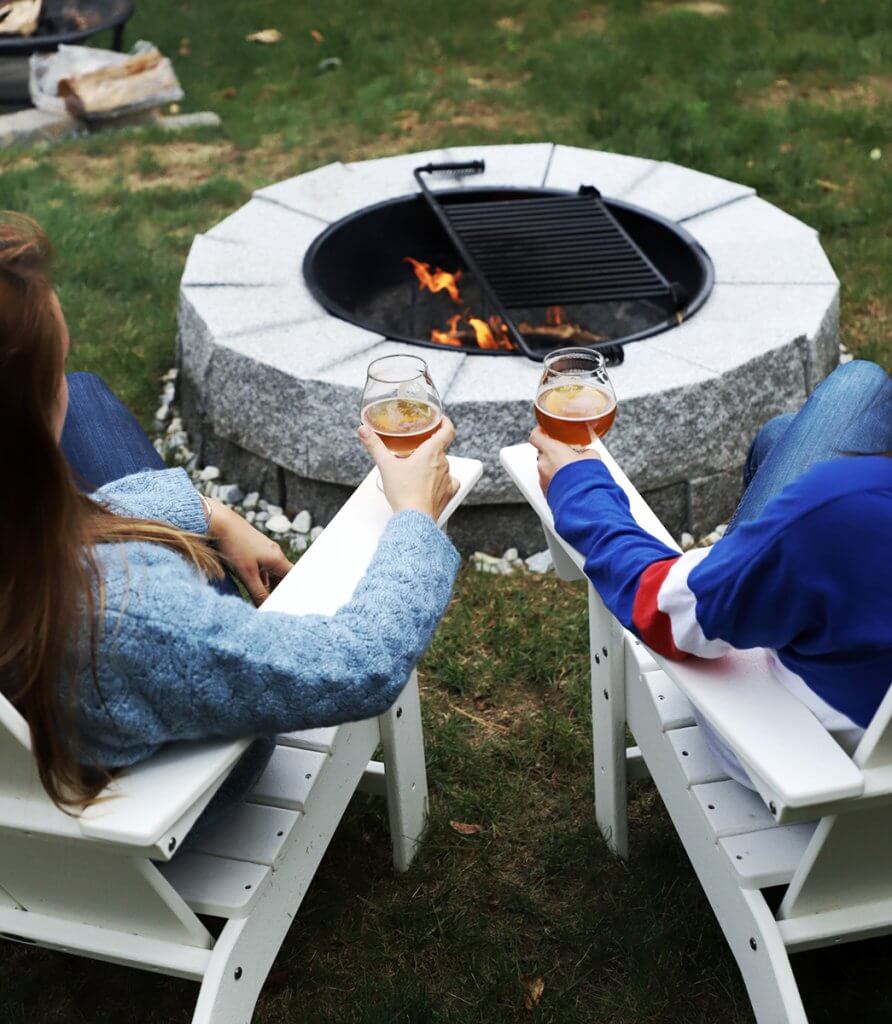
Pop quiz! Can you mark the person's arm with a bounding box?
[546,458,727,658]
[78,509,460,765]
[94,467,208,533]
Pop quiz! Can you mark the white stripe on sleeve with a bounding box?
[657,548,734,659]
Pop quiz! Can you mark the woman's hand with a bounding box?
[529,427,601,496]
[358,416,459,520]
[206,500,293,606]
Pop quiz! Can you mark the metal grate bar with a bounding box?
[414,162,679,363]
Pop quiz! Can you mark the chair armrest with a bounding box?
[500,442,864,816]
[78,738,251,852]
[77,456,482,851]
[263,455,482,617]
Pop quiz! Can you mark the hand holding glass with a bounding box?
[361,355,444,457]
[534,347,616,450]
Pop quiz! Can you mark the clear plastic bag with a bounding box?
[29,40,182,120]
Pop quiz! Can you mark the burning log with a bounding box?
[58,46,182,119]
[516,322,608,345]
[0,0,41,36]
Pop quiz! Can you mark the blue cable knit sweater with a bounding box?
[77,468,460,773]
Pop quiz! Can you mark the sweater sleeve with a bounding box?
[94,468,207,534]
[79,510,460,765]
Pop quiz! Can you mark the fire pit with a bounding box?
[177,144,839,551]
[302,185,713,361]
[0,0,134,53]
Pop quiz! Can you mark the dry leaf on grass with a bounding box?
[449,821,482,836]
[521,974,545,1010]
[816,178,843,192]
[221,87,237,99]
[247,29,283,45]
[310,28,324,43]
[179,37,191,57]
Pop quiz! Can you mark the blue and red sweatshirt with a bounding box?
[548,455,892,743]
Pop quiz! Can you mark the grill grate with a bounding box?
[415,162,684,363]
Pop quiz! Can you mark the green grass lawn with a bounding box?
[1,0,891,1020]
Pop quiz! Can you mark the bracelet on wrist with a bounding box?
[199,494,214,531]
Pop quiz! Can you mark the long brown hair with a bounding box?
[0,212,223,808]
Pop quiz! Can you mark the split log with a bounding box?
[516,322,608,344]
[58,47,182,119]
[0,0,42,36]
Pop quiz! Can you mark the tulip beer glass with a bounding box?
[361,354,444,458]
[534,347,617,450]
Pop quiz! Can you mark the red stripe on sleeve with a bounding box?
[631,557,687,660]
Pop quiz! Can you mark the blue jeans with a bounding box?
[727,359,892,534]
[700,360,891,787]
[61,373,273,839]
[61,372,240,599]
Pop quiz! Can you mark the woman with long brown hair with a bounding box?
[0,211,460,817]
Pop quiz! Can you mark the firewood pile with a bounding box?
[58,45,182,119]
[0,0,41,36]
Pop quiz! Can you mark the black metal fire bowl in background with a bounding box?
[0,0,135,55]
[303,187,714,362]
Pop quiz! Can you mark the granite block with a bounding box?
[446,143,555,188]
[181,280,323,340]
[544,145,657,197]
[207,200,326,254]
[253,162,355,222]
[684,197,838,285]
[648,282,839,376]
[182,234,301,287]
[688,467,744,537]
[640,482,688,540]
[622,161,754,223]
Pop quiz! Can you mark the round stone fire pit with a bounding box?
[177,144,839,552]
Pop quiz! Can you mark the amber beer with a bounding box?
[535,383,616,446]
[362,397,442,456]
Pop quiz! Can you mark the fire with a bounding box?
[405,257,463,303]
[468,316,513,350]
[406,255,580,352]
[431,314,463,347]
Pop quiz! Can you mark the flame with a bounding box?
[546,306,565,326]
[405,257,463,303]
[405,255,516,351]
[431,313,463,347]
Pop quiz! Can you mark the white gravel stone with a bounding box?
[680,532,695,551]
[243,491,260,510]
[199,465,221,482]
[162,368,179,383]
[524,550,554,574]
[259,499,269,510]
[217,484,244,505]
[703,530,723,546]
[266,504,283,518]
[254,511,269,524]
[310,525,323,542]
[714,523,728,538]
[266,514,292,534]
[502,547,519,563]
[245,510,256,524]
[292,509,312,534]
[472,552,513,575]
[155,404,171,424]
[290,534,309,554]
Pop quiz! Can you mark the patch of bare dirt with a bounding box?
[749,74,892,111]
[647,1,729,14]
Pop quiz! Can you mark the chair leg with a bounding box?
[588,584,629,859]
[379,670,429,873]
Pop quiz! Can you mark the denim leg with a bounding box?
[728,360,891,534]
[742,412,796,491]
[60,372,165,491]
[61,372,241,598]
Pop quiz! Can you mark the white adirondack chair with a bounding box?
[501,441,892,1024]
[0,455,482,1024]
